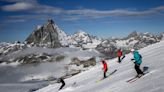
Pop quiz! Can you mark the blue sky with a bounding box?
[0,0,164,42]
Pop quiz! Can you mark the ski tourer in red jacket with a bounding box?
[101,60,108,78]
[117,49,124,63]
[102,61,108,72]
[117,49,122,57]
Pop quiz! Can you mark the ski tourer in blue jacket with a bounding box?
[131,49,144,77]
[133,50,142,65]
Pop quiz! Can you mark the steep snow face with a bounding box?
[53,24,69,46]
[36,40,164,92]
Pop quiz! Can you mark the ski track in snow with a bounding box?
[35,41,164,92]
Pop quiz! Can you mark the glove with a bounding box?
[133,61,136,64]
[131,59,134,61]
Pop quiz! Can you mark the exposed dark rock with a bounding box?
[70,57,96,67]
[25,19,61,48]
[63,69,81,79]
[96,40,117,59]
[55,55,65,62]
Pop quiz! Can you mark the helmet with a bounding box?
[131,49,135,52]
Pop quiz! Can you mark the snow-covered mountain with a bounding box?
[1,19,164,63]
[120,31,161,49]
[72,31,92,44]
[0,42,27,61]
[1,19,164,62]
[24,19,164,51]
[35,40,164,92]
[67,30,102,49]
[25,19,101,49]
[25,19,69,48]
[96,31,164,58]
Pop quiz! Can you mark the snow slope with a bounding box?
[36,40,164,92]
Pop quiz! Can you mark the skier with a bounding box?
[117,49,125,63]
[101,60,108,78]
[58,78,65,90]
[131,49,144,78]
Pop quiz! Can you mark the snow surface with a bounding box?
[36,41,164,92]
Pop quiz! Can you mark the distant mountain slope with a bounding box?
[96,31,164,58]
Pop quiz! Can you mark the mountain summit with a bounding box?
[25,19,69,48]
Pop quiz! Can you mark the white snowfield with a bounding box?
[36,40,164,92]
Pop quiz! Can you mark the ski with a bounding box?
[121,55,126,61]
[127,77,139,83]
[126,76,138,83]
[126,66,150,83]
[96,69,117,83]
[126,71,150,83]
[108,69,117,76]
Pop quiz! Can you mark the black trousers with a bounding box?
[59,82,65,90]
[134,64,144,75]
[104,70,107,78]
[58,78,65,90]
[118,57,121,63]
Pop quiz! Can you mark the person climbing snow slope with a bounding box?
[101,60,108,78]
[131,49,144,78]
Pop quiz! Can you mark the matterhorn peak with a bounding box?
[47,19,54,25]
[26,19,65,48]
